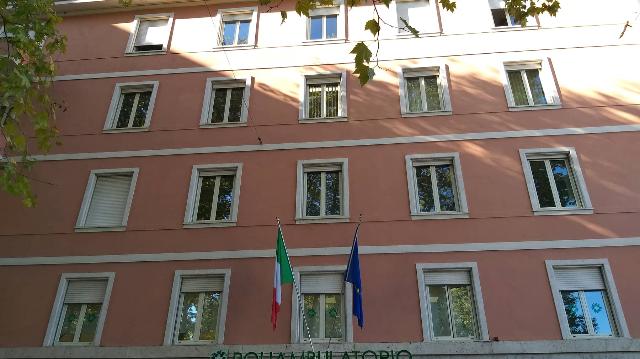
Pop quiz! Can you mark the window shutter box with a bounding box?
[85,174,133,227]
[181,276,225,293]
[554,267,605,291]
[64,280,107,304]
[301,273,344,293]
[424,270,471,285]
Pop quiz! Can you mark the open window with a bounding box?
[126,14,173,54]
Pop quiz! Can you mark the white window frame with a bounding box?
[43,272,116,347]
[416,263,489,342]
[103,81,159,132]
[519,147,593,216]
[545,259,630,339]
[305,1,345,42]
[392,0,441,37]
[291,266,353,343]
[75,168,139,232]
[399,64,452,117]
[296,158,349,224]
[183,163,242,228]
[163,269,231,345]
[125,13,174,55]
[299,72,348,122]
[405,153,468,220]
[500,58,561,110]
[200,77,251,127]
[488,0,538,29]
[216,7,258,48]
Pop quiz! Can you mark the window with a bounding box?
[104,81,159,131]
[218,8,257,47]
[184,164,242,227]
[126,14,173,54]
[76,169,138,231]
[405,153,468,219]
[292,267,353,343]
[296,159,349,223]
[417,263,489,341]
[502,60,560,109]
[520,148,592,215]
[307,3,344,41]
[164,269,231,345]
[488,0,520,27]
[546,260,630,339]
[300,73,347,121]
[200,77,251,126]
[399,65,451,116]
[43,273,115,346]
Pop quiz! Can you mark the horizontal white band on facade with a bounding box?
[23,124,640,162]
[1,236,639,266]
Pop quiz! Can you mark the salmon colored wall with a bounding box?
[1,247,639,347]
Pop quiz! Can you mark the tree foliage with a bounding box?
[0,0,66,207]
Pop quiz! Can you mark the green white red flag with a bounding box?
[271,224,293,330]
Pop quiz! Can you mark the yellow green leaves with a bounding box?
[399,17,419,38]
[365,19,380,37]
[351,42,375,86]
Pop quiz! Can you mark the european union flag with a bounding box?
[345,223,364,328]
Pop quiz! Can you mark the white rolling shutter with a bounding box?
[424,270,471,285]
[554,266,605,291]
[64,280,107,304]
[488,0,506,9]
[181,276,225,293]
[85,174,133,227]
[301,273,344,294]
[135,18,169,46]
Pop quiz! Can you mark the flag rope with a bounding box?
[277,218,315,352]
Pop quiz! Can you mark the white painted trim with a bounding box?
[405,152,469,218]
[416,263,489,342]
[291,265,352,343]
[103,81,159,131]
[398,63,452,115]
[545,259,630,339]
[43,272,116,346]
[22,124,640,162]
[299,71,348,121]
[124,13,174,55]
[4,237,640,266]
[163,269,231,345]
[75,168,139,230]
[295,158,349,222]
[199,77,251,126]
[216,7,258,48]
[183,163,242,225]
[306,1,346,41]
[519,147,593,214]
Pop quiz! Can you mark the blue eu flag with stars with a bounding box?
[345,223,364,328]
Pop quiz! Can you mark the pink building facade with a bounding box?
[1,0,639,357]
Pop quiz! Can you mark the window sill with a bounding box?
[75,226,126,233]
[103,127,150,133]
[174,340,218,345]
[508,104,561,111]
[533,208,594,216]
[299,116,348,123]
[402,111,452,118]
[411,212,469,220]
[212,44,255,51]
[295,217,350,224]
[395,31,441,39]
[491,25,539,32]
[183,221,237,228]
[302,38,346,45]
[124,50,167,57]
[199,122,248,129]
[53,342,95,346]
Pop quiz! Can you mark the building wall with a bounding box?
[0,0,639,356]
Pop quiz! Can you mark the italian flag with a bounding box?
[271,225,293,330]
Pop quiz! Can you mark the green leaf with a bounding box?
[381,0,392,7]
[350,41,372,64]
[438,0,457,12]
[280,11,288,24]
[364,19,380,37]
[399,17,420,38]
[351,42,374,86]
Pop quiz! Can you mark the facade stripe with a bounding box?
[1,236,639,266]
[23,124,640,162]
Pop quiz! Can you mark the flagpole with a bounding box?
[276,218,315,353]
[345,214,362,275]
